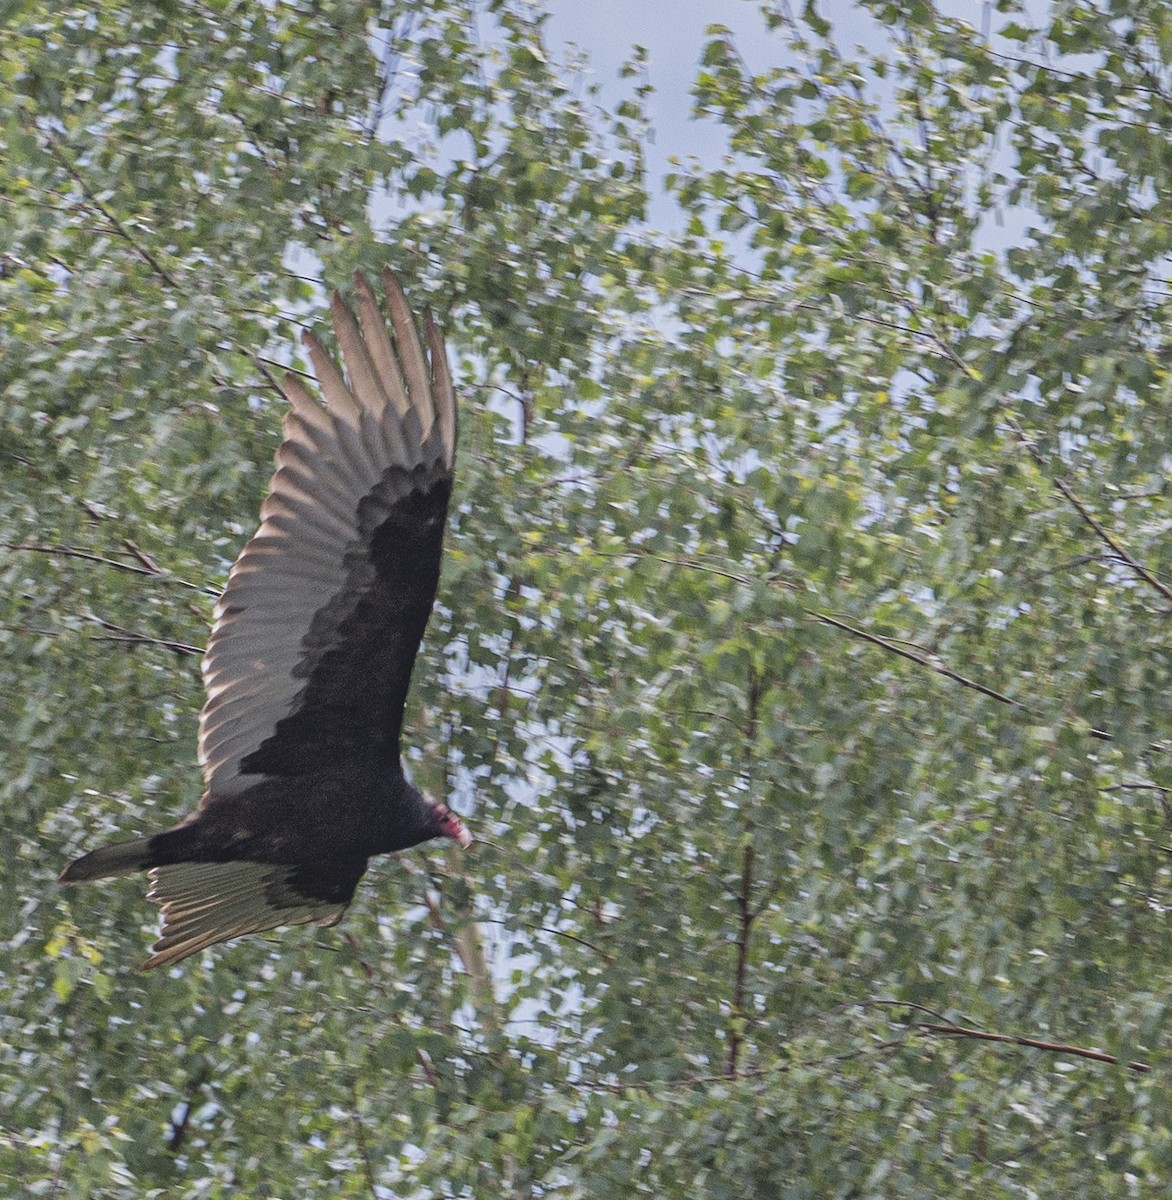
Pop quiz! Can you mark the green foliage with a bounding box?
[3,0,1172,1194]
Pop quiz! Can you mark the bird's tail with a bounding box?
[60,836,155,883]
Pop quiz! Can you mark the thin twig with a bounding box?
[812,610,1028,713]
[121,539,160,573]
[85,614,202,656]
[921,318,1172,609]
[8,542,215,593]
[420,881,501,1038]
[589,546,1118,743]
[580,1037,909,1095]
[474,913,610,960]
[8,543,154,577]
[812,610,1111,741]
[592,548,753,588]
[42,130,180,288]
[861,999,1153,1073]
[911,1022,1151,1073]
[1004,414,1172,607]
[249,353,284,395]
[89,633,202,656]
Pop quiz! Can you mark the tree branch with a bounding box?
[727,839,755,1078]
[862,999,1152,1073]
[580,1001,1155,1096]
[727,668,762,1078]
[920,315,1172,609]
[120,539,159,572]
[8,542,215,594]
[590,546,1120,744]
[421,883,501,1041]
[168,1066,210,1153]
[1003,414,1172,607]
[812,610,1111,742]
[8,542,155,577]
[85,614,203,657]
[37,126,181,289]
[812,610,1027,712]
[910,1021,1151,1073]
[348,1079,379,1199]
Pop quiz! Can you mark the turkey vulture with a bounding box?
[60,268,470,968]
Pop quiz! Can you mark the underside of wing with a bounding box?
[198,270,457,797]
[142,858,367,969]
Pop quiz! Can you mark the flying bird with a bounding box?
[60,268,470,968]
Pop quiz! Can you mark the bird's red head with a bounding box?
[432,803,472,848]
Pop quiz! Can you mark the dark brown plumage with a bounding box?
[60,268,470,968]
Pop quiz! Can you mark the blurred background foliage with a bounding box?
[4,0,1172,1194]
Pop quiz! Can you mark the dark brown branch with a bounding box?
[918,316,1172,610]
[39,128,180,289]
[909,304,1172,605]
[476,914,611,961]
[8,542,154,577]
[168,1067,210,1153]
[121,539,160,573]
[911,1022,1151,1073]
[813,610,1030,713]
[590,546,1119,745]
[414,1046,440,1091]
[861,998,954,1023]
[862,999,1153,1073]
[8,542,214,593]
[1004,415,1172,607]
[32,121,287,399]
[90,634,200,656]
[253,355,314,381]
[581,1001,1155,1096]
[86,614,203,658]
[727,839,755,1078]
[349,1079,379,1200]
[727,669,762,1078]
[588,548,752,587]
[601,549,1032,723]
[812,609,1111,741]
[249,353,284,394]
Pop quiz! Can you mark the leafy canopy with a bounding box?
[4,0,1172,1195]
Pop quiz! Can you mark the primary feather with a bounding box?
[61,269,470,968]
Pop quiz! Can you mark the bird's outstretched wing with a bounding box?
[198,269,457,797]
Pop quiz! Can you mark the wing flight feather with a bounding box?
[143,859,365,969]
[355,273,410,415]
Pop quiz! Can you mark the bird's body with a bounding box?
[61,268,470,968]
